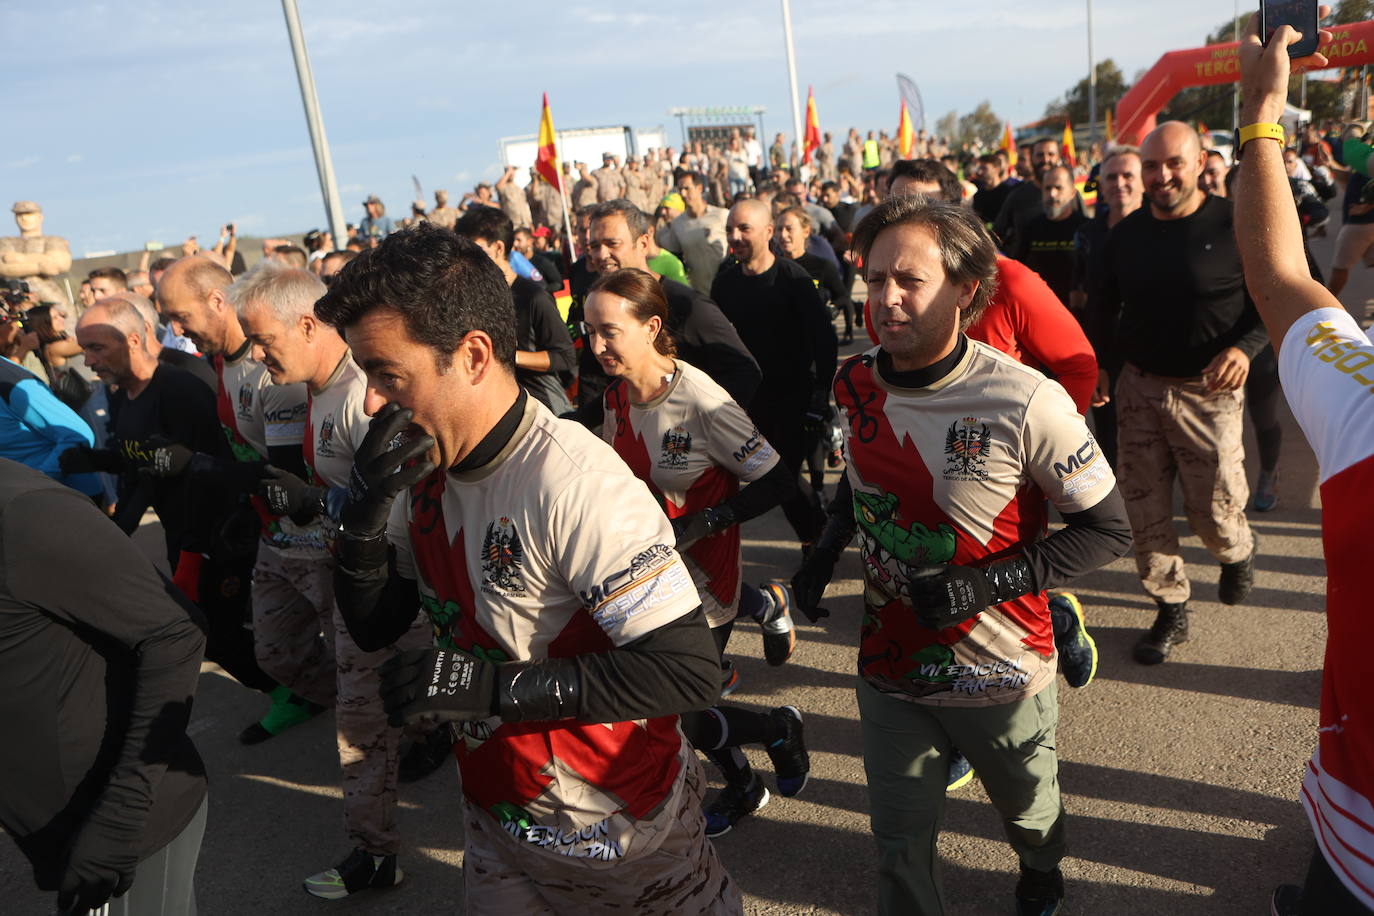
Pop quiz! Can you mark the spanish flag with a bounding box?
[803,86,822,164]
[535,93,562,191]
[1000,122,1017,168]
[1062,118,1076,168]
[1105,108,1115,142]
[898,100,914,159]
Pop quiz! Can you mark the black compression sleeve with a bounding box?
[562,398,605,428]
[717,460,796,525]
[1020,487,1132,592]
[498,606,720,724]
[334,548,422,652]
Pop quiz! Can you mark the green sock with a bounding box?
[258,685,319,735]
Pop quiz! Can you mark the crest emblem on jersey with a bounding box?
[481,517,528,596]
[317,414,336,457]
[944,417,991,481]
[659,426,692,469]
[237,383,254,420]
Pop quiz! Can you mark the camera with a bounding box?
[1,278,29,309]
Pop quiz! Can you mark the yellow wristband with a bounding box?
[1239,122,1285,148]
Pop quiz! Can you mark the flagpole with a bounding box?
[555,154,578,262]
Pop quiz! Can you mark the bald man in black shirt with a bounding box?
[1095,121,1264,667]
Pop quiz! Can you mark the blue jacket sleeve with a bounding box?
[7,377,95,477]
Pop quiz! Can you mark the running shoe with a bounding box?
[1049,593,1098,688]
[947,750,975,791]
[1253,469,1279,512]
[719,659,740,698]
[1014,864,1065,915]
[703,774,770,837]
[398,724,455,783]
[758,580,797,666]
[238,685,324,745]
[764,705,809,797]
[304,848,403,900]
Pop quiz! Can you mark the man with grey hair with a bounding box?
[230,262,437,899]
[789,196,1131,915]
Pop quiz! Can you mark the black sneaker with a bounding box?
[1050,592,1098,688]
[704,774,770,837]
[1014,863,1065,916]
[398,724,455,783]
[1219,535,1259,605]
[764,706,809,797]
[947,750,975,791]
[1270,884,1303,915]
[719,659,740,698]
[758,581,797,666]
[1133,601,1189,665]
[303,848,403,899]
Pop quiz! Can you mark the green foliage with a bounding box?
[957,101,1003,147]
[1043,59,1131,124]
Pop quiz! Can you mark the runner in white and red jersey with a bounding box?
[583,267,810,837]
[789,197,1131,915]
[230,263,437,900]
[317,225,742,915]
[153,256,323,746]
[1235,19,1374,914]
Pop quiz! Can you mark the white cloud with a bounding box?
[65,154,83,164]
[4,156,40,169]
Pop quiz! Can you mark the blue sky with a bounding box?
[4,1,1234,256]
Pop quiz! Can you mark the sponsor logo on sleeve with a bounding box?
[1053,437,1109,498]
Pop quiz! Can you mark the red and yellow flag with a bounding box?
[1104,108,1115,142]
[1062,118,1077,168]
[1000,122,1018,168]
[897,101,914,159]
[535,93,562,191]
[803,86,821,164]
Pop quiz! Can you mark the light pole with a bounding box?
[780,0,804,173]
[1087,0,1097,149]
[281,0,346,245]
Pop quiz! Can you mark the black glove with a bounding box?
[58,444,123,475]
[670,505,735,550]
[259,465,326,525]
[791,547,836,623]
[909,556,1034,630]
[341,403,436,538]
[129,436,195,478]
[56,819,137,915]
[379,647,497,727]
[804,387,834,432]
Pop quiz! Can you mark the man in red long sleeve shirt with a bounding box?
[878,159,1102,692]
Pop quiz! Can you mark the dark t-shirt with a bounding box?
[511,276,576,412]
[0,460,207,889]
[710,256,837,408]
[793,251,849,310]
[1021,211,1087,305]
[1344,172,1374,225]
[529,251,564,293]
[1097,194,1266,376]
[973,180,1016,226]
[108,364,228,562]
[993,180,1044,256]
[157,348,217,392]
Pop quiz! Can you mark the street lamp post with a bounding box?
[780,0,804,173]
[1087,0,1097,149]
[281,0,346,245]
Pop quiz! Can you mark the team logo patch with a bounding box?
[944,417,991,481]
[317,414,336,457]
[659,426,692,469]
[237,383,254,420]
[481,517,528,596]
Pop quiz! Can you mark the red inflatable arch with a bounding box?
[1115,20,1374,145]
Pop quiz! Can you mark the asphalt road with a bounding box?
[2,225,1370,915]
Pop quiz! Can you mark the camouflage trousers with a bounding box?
[1115,364,1254,604]
[460,750,743,915]
[252,546,431,855]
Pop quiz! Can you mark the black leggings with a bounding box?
[754,403,825,544]
[1246,345,1283,474]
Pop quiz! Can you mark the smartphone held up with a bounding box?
[1261,0,1320,57]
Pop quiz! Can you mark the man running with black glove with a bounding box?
[155,256,323,745]
[317,224,742,914]
[224,262,439,898]
[790,197,1131,916]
